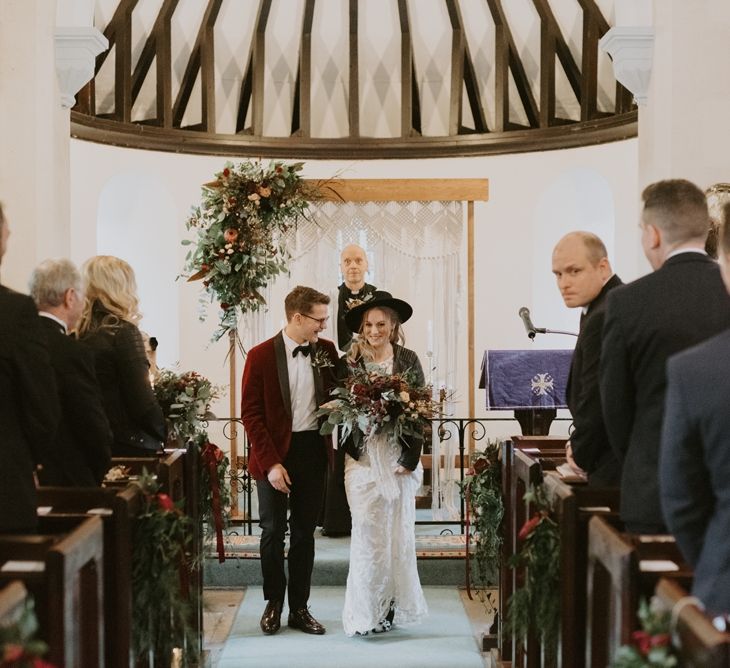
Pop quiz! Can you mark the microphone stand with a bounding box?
[532,327,578,338]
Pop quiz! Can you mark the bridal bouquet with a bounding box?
[154,369,222,442]
[317,363,437,449]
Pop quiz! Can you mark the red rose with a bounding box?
[650,633,671,648]
[518,513,542,541]
[473,457,490,474]
[631,630,652,655]
[220,302,230,310]
[275,165,283,173]
[222,167,230,178]
[156,493,175,512]
[223,228,239,243]
[3,644,24,661]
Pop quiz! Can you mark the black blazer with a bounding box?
[336,282,377,351]
[566,274,622,486]
[79,309,165,456]
[0,287,59,532]
[600,252,730,528]
[37,316,112,486]
[660,330,730,614]
[341,344,426,471]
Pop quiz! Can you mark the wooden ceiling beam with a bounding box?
[348,0,359,137]
[295,0,316,137]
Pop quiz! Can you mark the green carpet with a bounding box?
[217,586,485,668]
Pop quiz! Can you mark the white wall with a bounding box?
[69,137,640,440]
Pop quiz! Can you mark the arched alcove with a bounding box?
[96,171,180,367]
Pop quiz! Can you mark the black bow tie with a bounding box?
[292,344,311,358]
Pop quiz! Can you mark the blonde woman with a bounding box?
[77,256,165,456]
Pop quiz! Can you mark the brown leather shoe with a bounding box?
[287,607,326,635]
[260,600,283,635]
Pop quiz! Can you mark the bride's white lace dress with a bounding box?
[341,361,428,636]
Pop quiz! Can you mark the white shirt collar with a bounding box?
[282,330,309,351]
[666,247,707,261]
[39,311,68,334]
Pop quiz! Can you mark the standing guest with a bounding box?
[0,204,59,532]
[77,256,166,457]
[551,232,622,486]
[336,244,377,352]
[600,179,730,533]
[29,259,112,486]
[241,286,339,636]
[660,206,730,616]
[340,291,428,637]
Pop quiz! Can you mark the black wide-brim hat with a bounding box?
[344,290,413,332]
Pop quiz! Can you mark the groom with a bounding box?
[241,285,339,636]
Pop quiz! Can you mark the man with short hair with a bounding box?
[336,244,377,352]
[29,259,112,486]
[552,231,622,486]
[0,204,59,532]
[241,286,339,636]
[600,179,730,533]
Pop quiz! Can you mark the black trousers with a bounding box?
[257,431,327,610]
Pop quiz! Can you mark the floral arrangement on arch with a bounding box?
[317,363,438,450]
[612,598,677,667]
[183,160,322,339]
[153,369,222,443]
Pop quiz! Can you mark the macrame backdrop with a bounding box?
[242,200,465,520]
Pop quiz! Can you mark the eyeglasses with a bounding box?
[300,313,329,326]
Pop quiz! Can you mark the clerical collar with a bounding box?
[39,311,68,334]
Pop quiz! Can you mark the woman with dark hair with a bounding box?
[77,256,165,457]
[340,291,428,637]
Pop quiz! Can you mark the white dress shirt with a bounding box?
[282,332,319,432]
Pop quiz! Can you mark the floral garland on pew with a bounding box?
[131,471,195,664]
[461,439,503,608]
[0,598,55,668]
[612,598,677,667]
[506,483,561,662]
[182,159,326,341]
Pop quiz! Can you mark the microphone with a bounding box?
[518,307,538,340]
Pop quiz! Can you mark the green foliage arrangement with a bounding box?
[506,483,561,662]
[462,440,503,599]
[131,472,195,664]
[612,598,677,667]
[183,160,321,339]
[0,597,54,668]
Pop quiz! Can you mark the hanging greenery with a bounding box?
[506,483,561,663]
[461,439,503,606]
[199,438,231,563]
[131,472,195,664]
[612,598,677,667]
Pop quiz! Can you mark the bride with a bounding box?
[340,291,428,637]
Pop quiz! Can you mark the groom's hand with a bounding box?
[268,463,292,494]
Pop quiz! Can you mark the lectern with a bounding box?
[480,349,572,435]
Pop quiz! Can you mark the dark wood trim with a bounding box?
[71,109,636,158]
[200,0,222,132]
[539,15,556,127]
[96,0,139,74]
[298,0,315,137]
[398,0,414,137]
[580,9,598,121]
[235,51,254,133]
[445,0,464,136]
[348,0,359,137]
[156,1,177,127]
[252,0,272,136]
[115,1,135,122]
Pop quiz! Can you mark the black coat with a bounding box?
[79,309,165,456]
[336,282,377,351]
[341,344,425,471]
[0,287,59,532]
[660,330,730,614]
[600,252,730,528]
[566,274,622,486]
[37,316,112,486]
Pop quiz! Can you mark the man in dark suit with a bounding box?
[600,179,730,533]
[552,231,622,486]
[0,204,59,533]
[336,244,377,352]
[241,285,339,636]
[660,205,730,615]
[29,258,112,486]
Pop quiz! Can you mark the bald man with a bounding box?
[336,244,377,352]
[552,231,622,486]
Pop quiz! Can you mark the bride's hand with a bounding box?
[394,465,410,475]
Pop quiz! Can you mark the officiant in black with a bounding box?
[321,244,378,536]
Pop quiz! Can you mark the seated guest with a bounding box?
[29,259,112,486]
[660,204,730,616]
[0,203,59,532]
[551,232,622,486]
[77,256,166,457]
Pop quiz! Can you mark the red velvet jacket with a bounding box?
[241,332,339,481]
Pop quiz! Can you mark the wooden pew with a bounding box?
[586,515,693,666]
[0,516,105,668]
[36,485,142,668]
[542,472,620,667]
[655,577,730,667]
[108,448,185,503]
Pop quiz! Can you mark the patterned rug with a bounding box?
[216,534,470,559]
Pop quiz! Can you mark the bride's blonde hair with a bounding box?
[347,305,405,364]
[76,255,142,335]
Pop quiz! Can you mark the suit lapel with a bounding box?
[311,341,326,406]
[273,332,292,418]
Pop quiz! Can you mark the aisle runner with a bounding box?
[218,534,469,559]
[218,586,484,668]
